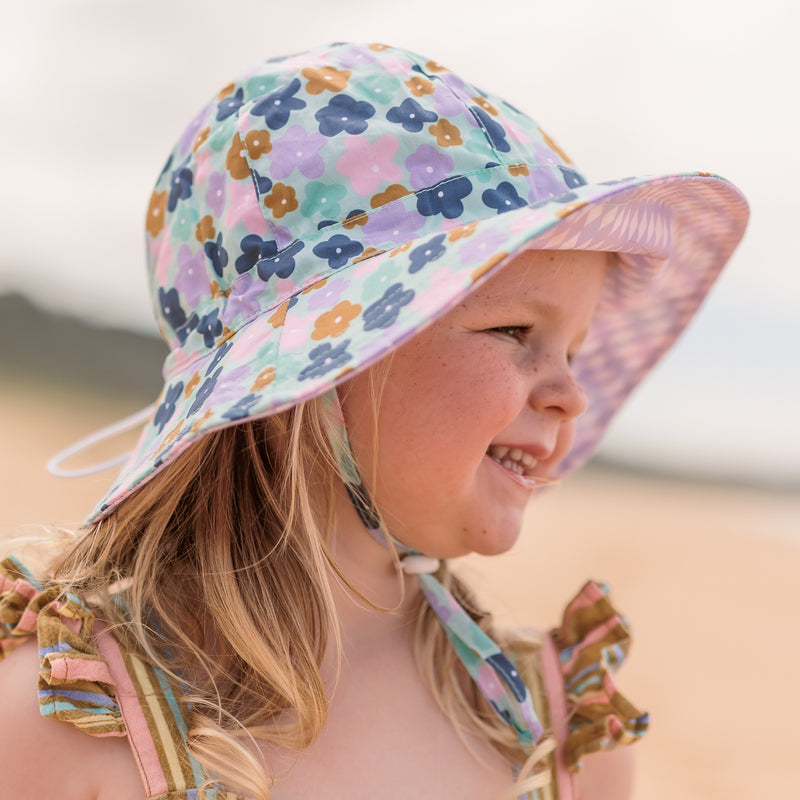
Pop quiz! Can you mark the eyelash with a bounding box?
[490,325,531,343]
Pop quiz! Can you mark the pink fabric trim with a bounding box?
[541,634,575,800]
[92,619,166,798]
[48,655,115,685]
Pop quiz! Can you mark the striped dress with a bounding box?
[0,556,647,799]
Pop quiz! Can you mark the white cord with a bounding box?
[46,404,156,478]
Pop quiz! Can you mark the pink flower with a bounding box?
[336,134,402,196]
[225,178,268,235]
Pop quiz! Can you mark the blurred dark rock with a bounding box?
[0,293,167,402]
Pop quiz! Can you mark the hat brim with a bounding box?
[88,171,748,523]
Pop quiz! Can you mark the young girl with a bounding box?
[0,43,748,800]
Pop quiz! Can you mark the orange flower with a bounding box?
[389,241,413,257]
[263,183,298,219]
[184,372,200,398]
[429,119,462,148]
[192,126,210,152]
[210,280,231,299]
[302,278,327,294]
[226,133,250,180]
[471,252,508,282]
[369,43,390,52]
[302,66,351,95]
[370,183,410,209]
[217,82,236,100]
[245,129,271,159]
[268,299,290,328]
[156,421,184,456]
[342,212,368,230]
[251,366,276,391]
[190,409,214,435]
[471,96,499,116]
[311,300,362,340]
[447,222,478,241]
[540,128,573,164]
[195,215,216,242]
[354,246,386,263]
[146,190,168,238]
[508,163,529,177]
[405,76,434,97]
[425,59,448,73]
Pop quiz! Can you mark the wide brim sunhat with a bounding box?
[85,42,748,523]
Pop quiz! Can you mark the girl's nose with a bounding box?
[529,364,588,421]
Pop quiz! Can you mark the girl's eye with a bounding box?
[490,325,530,342]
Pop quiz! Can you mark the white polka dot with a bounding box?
[274,99,281,105]
[426,166,433,173]
[437,191,444,197]
[335,247,342,254]
[371,164,379,172]
[321,197,327,203]
[296,151,303,157]
[281,199,287,204]
[409,113,416,119]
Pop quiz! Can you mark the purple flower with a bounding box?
[315,94,375,137]
[482,182,527,214]
[223,272,265,323]
[307,276,350,312]
[250,78,307,130]
[206,171,226,217]
[209,365,251,404]
[174,245,209,308]
[416,176,473,219]
[386,97,438,133]
[361,202,425,247]
[269,125,327,180]
[405,144,454,190]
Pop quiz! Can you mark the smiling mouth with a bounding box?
[486,445,539,477]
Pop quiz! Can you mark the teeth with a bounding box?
[487,445,539,475]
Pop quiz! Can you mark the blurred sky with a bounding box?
[1,0,798,486]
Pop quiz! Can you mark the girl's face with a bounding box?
[340,249,608,559]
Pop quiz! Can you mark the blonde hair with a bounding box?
[46,395,552,798]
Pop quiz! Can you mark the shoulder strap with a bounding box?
[92,621,211,798]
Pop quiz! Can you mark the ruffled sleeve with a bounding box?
[0,556,126,737]
[551,580,649,771]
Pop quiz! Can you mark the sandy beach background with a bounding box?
[2,296,798,799]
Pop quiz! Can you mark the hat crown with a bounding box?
[145,42,585,372]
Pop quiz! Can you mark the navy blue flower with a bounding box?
[153,380,184,433]
[250,168,273,196]
[559,166,587,189]
[257,239,305,282]
[482,182,527,214]
[216,87,244,121]
[416,176,473,219]
[298,340,352,381]
[158,287,197,344]
[204,233,229,277]
[385,97,438,133]
[235,234,279,274]
[167,165,193,212]
[315,94,376,137]
[188,367,222,416]
[363,283,414,330]
[317,219,338,230]
[221,393,260,421]
[408,233,447,274]
[206,339,233,374]
[486,653,527,703]
[196,309,222,348]
[471,106,511,153]
[158,153,174,183]
[250,78,307,130]
[312,234,363,269]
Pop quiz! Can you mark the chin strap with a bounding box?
[321,389,544,748]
